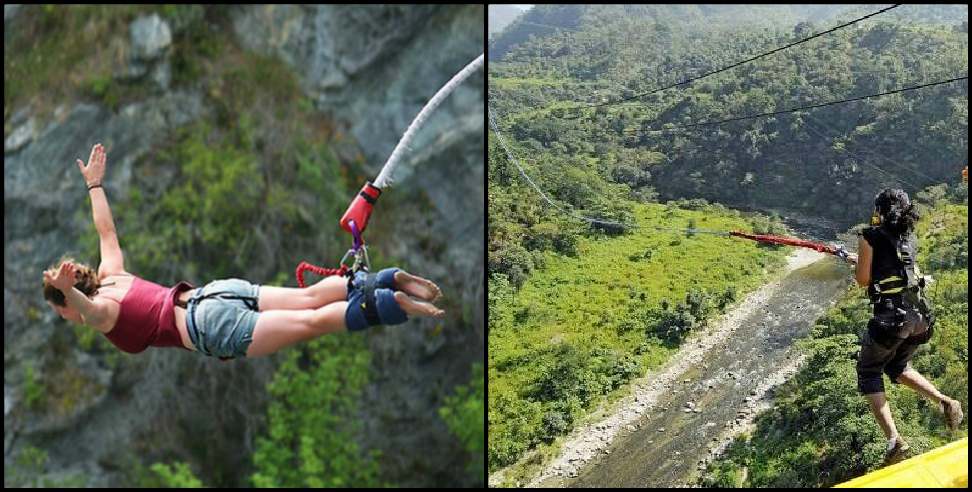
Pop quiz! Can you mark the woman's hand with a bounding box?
[44,261,77,292]
[77,143,106,187]
[77,142,126,276]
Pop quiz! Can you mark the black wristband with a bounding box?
[87,183,102,191]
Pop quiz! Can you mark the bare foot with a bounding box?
[943,397,964,432]
[394,270,442,302]
[394,291,445,318]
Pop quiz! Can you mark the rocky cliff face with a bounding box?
[231,5,484,486]
[4,5,483,487]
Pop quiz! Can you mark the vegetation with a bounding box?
[149,462,205,488]
[491,5,967,60]
[22,361,46,410]
[7,446,87,488]
[489,5,528,38]
[489,5,967,227]
[5,5,230,119]
[250,335,383,488]
[489,201,789,472]
[440,363,487,484]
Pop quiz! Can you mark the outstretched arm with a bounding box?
[855,237,872,287]
[77,143,126,278]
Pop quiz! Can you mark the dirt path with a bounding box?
[515,249,850,487]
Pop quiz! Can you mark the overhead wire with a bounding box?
[489,4,966,237]
[489,70,965,233]
[559,4,903,119]
[625,76,968,134]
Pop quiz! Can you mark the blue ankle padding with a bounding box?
[375,288,408,325]
[345,285,367,331]
[376,267,399,289]
[345,270,408,331]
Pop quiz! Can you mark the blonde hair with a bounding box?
[42,256,101,307]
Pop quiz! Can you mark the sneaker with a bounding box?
[883,436,910,466]
[942,398,964,432]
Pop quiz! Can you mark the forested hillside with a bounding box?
[489,5,528,37]
[490,5,967,231]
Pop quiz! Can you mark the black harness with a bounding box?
[868,227,913,292]
[865,226,934,346]
[355,269,382,326]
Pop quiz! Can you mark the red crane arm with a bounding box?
[729,230,839,255]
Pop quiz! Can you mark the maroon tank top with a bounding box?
[104,276,195,354]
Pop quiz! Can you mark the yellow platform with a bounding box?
[834,437,968,488]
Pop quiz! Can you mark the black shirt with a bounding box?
[862,225,917,295]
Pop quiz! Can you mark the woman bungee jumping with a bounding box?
[853,188,963,465]
[43,143,445,360]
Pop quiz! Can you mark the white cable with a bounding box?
[374,53,485,189]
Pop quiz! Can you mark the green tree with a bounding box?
[250,336,382,488]
[439,363,485,484]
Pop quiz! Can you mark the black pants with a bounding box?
[856,304,933,395]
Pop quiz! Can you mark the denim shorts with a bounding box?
[186,278,261,359]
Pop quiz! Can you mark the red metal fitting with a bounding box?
[339,181,382,234]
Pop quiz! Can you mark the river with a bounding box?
[529,249,852,487]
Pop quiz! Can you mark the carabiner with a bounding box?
[352,244,371,272]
